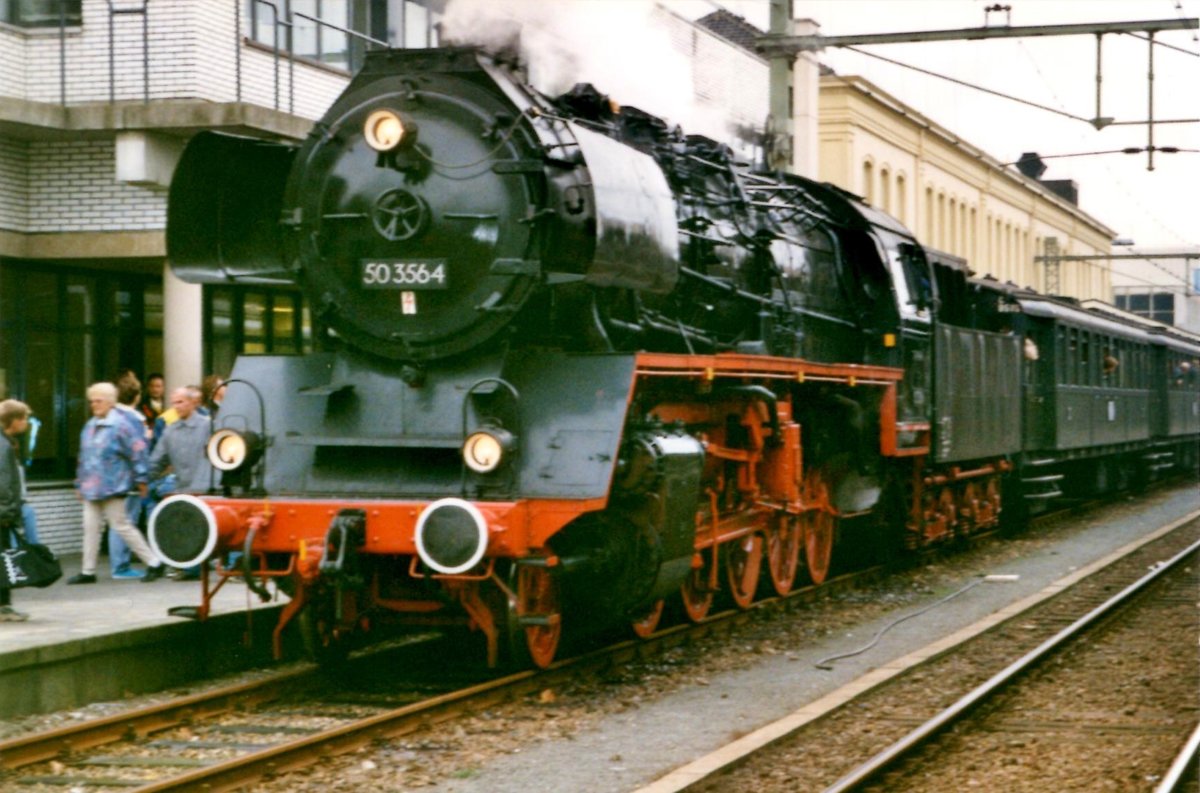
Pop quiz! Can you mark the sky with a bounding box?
[660,0,1200,251]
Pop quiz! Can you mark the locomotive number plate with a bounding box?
[360,259,448,289]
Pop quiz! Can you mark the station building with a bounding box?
[681,8,1115,300]
[0,0,441,547]
[0,1,1119,549]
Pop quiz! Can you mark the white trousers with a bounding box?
[82,497,160,575]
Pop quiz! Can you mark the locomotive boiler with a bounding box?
[148,47,1199,667]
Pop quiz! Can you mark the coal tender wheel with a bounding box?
[802,468,837,585]
[765,513,802,597]
[514,564,561,669]
[725,533,763,609]
[629,599,665,639]
[680,550,716,623]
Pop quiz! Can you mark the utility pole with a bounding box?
[765,0,792,172]
[758,17,1198,173]
[1042,237,1061,296]
[765,1,821,178]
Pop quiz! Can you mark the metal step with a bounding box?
[1023,490,1063,501]
[1024,458,1059,467]
[1021,474,1065,484]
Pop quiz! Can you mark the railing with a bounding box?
[250,0,389,115]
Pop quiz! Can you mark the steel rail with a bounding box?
[822,535,1200,793]
[1154,720,1200,793]
[123,565,881,791]
[0,560,873,789]
[0,668,312,769]
[2,487,1168,788]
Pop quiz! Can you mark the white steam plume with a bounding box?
[440,0,740,146]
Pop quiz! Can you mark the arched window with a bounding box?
[879,167,891,213]
[862,159,875,204]
[895,173,907,223]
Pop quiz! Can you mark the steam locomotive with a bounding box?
[149,47,1200,666]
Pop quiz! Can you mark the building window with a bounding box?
[861,160,874,205]
[246,0,374,71]
[204,286,312,377]
[0,0,81,27]
[0,263,161,480]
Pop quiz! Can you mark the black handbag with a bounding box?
[0,530,63,589]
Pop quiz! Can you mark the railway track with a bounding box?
[0,551,888,792]
[642,510,1200,793]
[0,491,1186,791]
[827,533,1200,792]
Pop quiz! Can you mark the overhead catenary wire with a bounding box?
[1013,39,1196,248]
[842,45,1095,124]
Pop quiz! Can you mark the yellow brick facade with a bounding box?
[818,75,1114,301]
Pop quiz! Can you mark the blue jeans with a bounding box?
[20,502,38,545]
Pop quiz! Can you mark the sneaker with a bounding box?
[0,605,29,622]
[112,568,145,580]
[141,565,166,583]
[67,573,97,585]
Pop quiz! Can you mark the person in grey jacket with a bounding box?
[149,387,215,494]
[0,400,31,621]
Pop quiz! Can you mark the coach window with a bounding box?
[1055,327,1066,383]
[1068,329,1078,384]
[0,0,81,26]
[1084,333,1094,385]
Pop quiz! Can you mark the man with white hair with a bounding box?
[149,386,215,494]
[70,382,166,584]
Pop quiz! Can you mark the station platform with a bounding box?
[0,554,291,719]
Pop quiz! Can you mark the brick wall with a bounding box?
[653,7,768,154]
[5,0,347,117]
[0,24,27,99]
[26,139,166,233]
[26,485,82,556]
[0,138,28,232]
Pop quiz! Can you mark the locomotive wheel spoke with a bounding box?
[516,565,561,669]
[725,533,763,609]
[802,469,837,585]
[680,551,715,622]
[629,599,665,639]
[765,513,802,596]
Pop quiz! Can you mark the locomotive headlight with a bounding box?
[364,109,405,152]
[207,428,264,472]
[463,428,516,474]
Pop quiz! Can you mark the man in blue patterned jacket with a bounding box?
[69,382,166,585]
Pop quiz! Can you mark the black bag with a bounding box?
[0,531,63,589]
